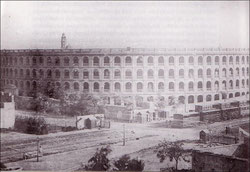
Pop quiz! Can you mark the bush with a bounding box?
[14,116,48,135]
[83,146,112,171]
[0,162,6,169]
[113,154,144,171]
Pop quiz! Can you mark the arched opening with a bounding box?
[104,82,110,92]
[188,96,194,104]
[74,82,79,91]
[94,82,99,92]
[115,82,121,92]
[148,82,154,92]
[197,95,203,103]
[137,82,143,92]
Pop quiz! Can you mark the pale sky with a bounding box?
[1,1,249,49]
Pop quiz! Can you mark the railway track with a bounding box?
[1,129,156,164]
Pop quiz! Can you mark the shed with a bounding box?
[200,129,210,143]
[85,117,97,129]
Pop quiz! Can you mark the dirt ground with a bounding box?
[1,114,249,171]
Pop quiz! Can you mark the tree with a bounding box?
[113,154,144,171]
[123,96,134,111]
[155,96,167,110]
[83,146,112,171]
[156,140,190,171]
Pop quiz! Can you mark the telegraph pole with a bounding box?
[37,137,39,162]
[123,124,125,146]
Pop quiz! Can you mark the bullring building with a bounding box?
[0,34,249,112]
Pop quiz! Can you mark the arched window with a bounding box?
[247,68,249,76]
[73,57,79,65]
[207,56,211,65]
[158,69,164,78]
[64,82,70,90]
[169,69,174,78]
[229,80,233,89]
[20,57,23,65]
[169,82,174,91]
[38,69,43,78]
[247,56,249,64]
[104,69,110,79]
[214,69,219,78]
[47,57,52,65]
[83,70,89,79]
[189,56,194,65]
[55,70,60,78]
[14,69,18,77]
[20,81,24,89]
[215,56,219,65]
[206,95,212,102]
[229,93,233,98]
[32,69,36,78]
[158,82,164,91]
[64,57,69,66]
[214,94,220,101]
[214,81,219,90]
[148,82,154,92]
[229,68,233,76]
[26,69,30,78]
[114,56,121,65]
[198,81,203,90]
[93,69,99,79]
[148,69,154,78]
[236,80,240,88]
[32,57,36,65]
[236,68,239,76]
[179,69,184,78]
[32,81,36,90]
[115,82,121,92]
[55,57,60,66]
[137,69,143,79]
[222,80,226,89]
[179,56,184,65]
[158,56,164,65]
[125,70,132,79]
[179,82,184,91]
[247,79,249,86]
[137,56,143,66]
[198,69,203,78]
[189,69,194,78]
[137,82,143,92]
[125,82,132,92]
[242,56,245,64]
[64,70,69,78]
[125,56,132,65]
[229,56,233,64]
[207,69,211,78]
[26,81,30,89]
[47,69,52,78]
[169,56,174,65]
[206,81,211,90]
[148,56,153,65]
[104,56,110,65]
[188,96,194,104]
[189,82,194,91]
[235,92,240,97]
[114,97,121,105]
[94,82,99,92]
[104,82,110,92]
[222,56,227,64]
[114,69,121,79]
[83,57,89,66]
[222,68,227,77]
[83,82,89,91]
[73,70,79,78]
[242,68,245,76]
[93,57,99,66]
[197,95,203,103]
[198,56,203,65]
[74,82,79,91]
[236,56,240,64]
[242,79,245,88]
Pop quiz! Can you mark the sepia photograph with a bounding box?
[0,1,249,172]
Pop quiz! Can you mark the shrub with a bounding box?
[0,162,6,169]
[83,146,112,171]
[14,116,48,135]
[113,154,144,171]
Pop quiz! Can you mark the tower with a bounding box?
[61,33,66,49]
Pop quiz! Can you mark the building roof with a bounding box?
[196,144,240,157]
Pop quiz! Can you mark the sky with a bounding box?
[1,1,249,49]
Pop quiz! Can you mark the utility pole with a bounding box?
[123,124,125,146]
[37,137,40,162]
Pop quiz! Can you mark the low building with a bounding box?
[0,92,15,129]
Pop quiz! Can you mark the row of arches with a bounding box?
[2,67,249,79]
[3,55,249,67]
[4,79,249,93]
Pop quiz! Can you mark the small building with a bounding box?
[0,92,15,129]
[200,129,210,143]
[76,114,104,129]
[85,117,97,129]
